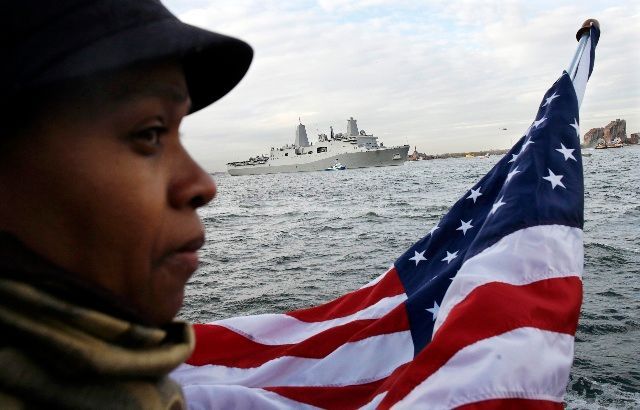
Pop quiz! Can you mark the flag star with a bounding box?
[556,143,577,161]
[489,196,506,215]
[428,224,439,236]
[542,169,566,189]
[506,167,521,183]
[441,250,459,264]
[542,92,560,107]
[409,250,427,266]
[508,153,518,163]
[533,117,547,128]
[467,187,483,203]
[426,301,440,321]
[520,138,535,153]
[456,219,474,236]
[570,118,580,137]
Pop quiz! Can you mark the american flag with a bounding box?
[172,24,600,409]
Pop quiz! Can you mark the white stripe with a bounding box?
[213,293,407,345]
[172,331,413,388]
[434,225,583,334]
[359,392,387,410]
[181,385,320,410]
[359,266,394,289]
[393,328,574,410]
[572,35,592,107]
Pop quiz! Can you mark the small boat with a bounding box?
[581,152,592,157]
[325,162,346,171]
[609,138,624,148]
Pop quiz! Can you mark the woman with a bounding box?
[0,1,252,408]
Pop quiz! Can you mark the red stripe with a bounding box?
[264,363,411,409]
[456,398,563,409]
[378,277,582,409]
[265,379,386,410]
[187,304,410,367]
[288,267,404,322]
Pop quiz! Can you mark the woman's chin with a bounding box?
[138,255,198,325]
[138,288,185,326]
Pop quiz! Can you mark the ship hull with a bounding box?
[228,145,409,176]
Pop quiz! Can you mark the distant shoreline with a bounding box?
[409,148,510,161]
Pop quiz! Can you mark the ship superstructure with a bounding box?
[227,117,409,176]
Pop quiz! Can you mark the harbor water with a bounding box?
[179,146,640,409]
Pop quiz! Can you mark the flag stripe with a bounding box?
[456,398,563,410]
[174,331,414,388]
[391,328,574,409]
[359,268,393,289]
[209,292,406,346]
[264,363,411,409]
[180,384,320,410]
[265,378,386,409]
[571,25,599,106]
[187,304,410,368]
[288,267,404,322]
[378,276,582,408]
[359,392,387,410]
[434,225,583,333]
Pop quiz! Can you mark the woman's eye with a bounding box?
[138,127,164,144]
[131,126,167,154]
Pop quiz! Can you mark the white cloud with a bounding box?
[164,0,640,171]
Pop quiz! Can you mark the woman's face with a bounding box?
[0,62,216,325]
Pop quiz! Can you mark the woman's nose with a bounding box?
[169,146,216,210]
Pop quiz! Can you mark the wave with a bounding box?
[623,204,640,216]
[319,225,353,232]
[578,322,631,335]
[566,376,640,409]
[595,290,623,297]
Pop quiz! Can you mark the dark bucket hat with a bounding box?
[3,0,253,114]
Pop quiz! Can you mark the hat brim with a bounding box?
[39,18,253,114]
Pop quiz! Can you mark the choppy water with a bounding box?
[180,146,640,409]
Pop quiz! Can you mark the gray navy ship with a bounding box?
[227,117,410,176]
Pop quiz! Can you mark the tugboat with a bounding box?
[227,117,410,176]
[609,137,624,148]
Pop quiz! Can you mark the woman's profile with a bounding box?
[0,1,252,408]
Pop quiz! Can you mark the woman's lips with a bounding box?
[177,236,205,253]
[159,251,199,284]
[160,235,205,279]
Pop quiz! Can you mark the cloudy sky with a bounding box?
[164,0,639,172]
